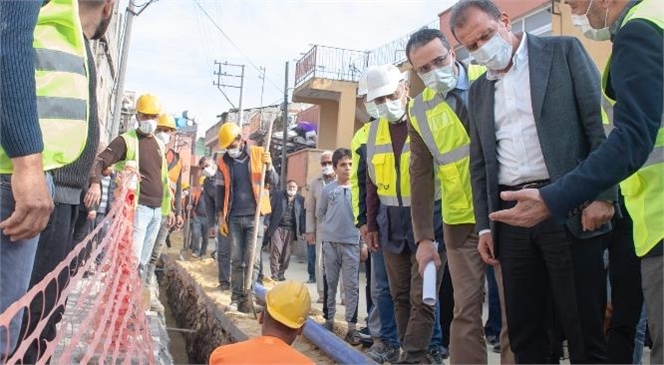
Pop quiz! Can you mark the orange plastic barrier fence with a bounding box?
[0,174,156,365]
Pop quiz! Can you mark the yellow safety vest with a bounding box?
[351,123,371,224]
[408,64,485,225]
[115,130,172,216]
[602,0,664,257]
[0,0,89,173]
[366,117,411,207]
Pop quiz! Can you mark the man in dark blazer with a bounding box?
[450,0,618,363]
[265,180,305,281]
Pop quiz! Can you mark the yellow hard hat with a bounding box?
[157,114,176,130]
[135,93,161,115]
[266,280,311,329]
[181,182,190,190]
[218,123,242,149]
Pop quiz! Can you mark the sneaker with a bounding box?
[367,343,400,364]
[322,322,334,332]
[426,347,444,365]
[191,252,199,258]
[345,329,363,346]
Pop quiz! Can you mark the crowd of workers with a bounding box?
[0,0,661,364]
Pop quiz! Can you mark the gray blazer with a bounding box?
[468,33,617,246]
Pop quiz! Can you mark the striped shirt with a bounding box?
[98,175,111,213]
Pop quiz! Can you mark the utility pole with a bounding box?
[280,62,289,187]
[212,61,245,127]
[110,1,135,138]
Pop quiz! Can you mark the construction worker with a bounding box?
[354,71,400,362]
[208,280,314,364]
[406,28,513,365]
[216,122,277,313]
[88,93,172,278]
[188,176,209,257]
[200,156,231,290]
[364,64,445,364]
[15,1,116,363]
[552,1,662,363]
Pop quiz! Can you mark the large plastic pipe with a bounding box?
[254,284,377,364]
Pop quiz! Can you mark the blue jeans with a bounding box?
[633,305,647,364]
[133,204,162,273]
[191,215,209,256]
[0,173,53,360]
[371,250,399,346]
[216,232,231,285]
[485,265,502,338]
[229,215,263,303]
[307,243,316,281]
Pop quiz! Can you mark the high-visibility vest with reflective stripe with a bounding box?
[351,123,371,223]
[408,64,485,225]
[217,146,272,220]
[366,117,411,207]
[0,0,89,173]
[602,0,664,257]
[115,130,172,216]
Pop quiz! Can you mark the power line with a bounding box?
[192,0,284,94]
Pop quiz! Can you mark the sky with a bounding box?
[121,0,458,135]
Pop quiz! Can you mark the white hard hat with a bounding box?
[357,72,368,97]
[366,64,404,102]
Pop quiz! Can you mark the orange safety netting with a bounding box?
[0,174,156,365]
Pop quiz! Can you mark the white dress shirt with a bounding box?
[491,33,550,186]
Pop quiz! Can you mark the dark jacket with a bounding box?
[468,33,618,250]
[265,190,305,238]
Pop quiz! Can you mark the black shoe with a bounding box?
[358,327,373,348]
[492,342,501,353]
[345,329,363,346]
[278,275,286,281]
[440,345,449,359]
[485,334,499,346]
[426,347,444,365]
[237,301,253,314]
[306,278,316,284]
[218,282,230,291]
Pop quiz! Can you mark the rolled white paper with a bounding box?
[422,241,439,306]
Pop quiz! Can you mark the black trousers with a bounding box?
[20,204,78,364]
[605,201,643,364]
[439,262,454,349]
[498,199,606,364]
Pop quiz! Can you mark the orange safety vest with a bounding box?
[217,145,272,220]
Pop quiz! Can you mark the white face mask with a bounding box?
[570,0,611,41]
[138,119,157,135]
[471,32,513,71]
[155,131,171,145]
[203,165,216,178]
[419,63,458,94]
[365,101,380,120]
[376,91,406,123]
[287,188,297,197]
[321,165,334,176]
[227,146,242,159]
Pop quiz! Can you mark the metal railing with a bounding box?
[294,45,369,87]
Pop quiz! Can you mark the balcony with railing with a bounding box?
[294,45,368,88]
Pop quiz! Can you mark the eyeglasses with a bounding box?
[321,161,332,166]
[415,53,451,74]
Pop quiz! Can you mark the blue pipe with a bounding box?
[254,284,377,364]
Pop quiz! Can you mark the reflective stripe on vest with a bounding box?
[409,87,475,225]
[350,123,371,224]
[366,118,411,208]
[602,0,664,257]
[116,130,172,216]
[0,0,89,173]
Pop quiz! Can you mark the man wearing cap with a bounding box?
[364,64,445,364]
[216,122,277,314]
[208,280,314,364]
[406,28,514,364]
